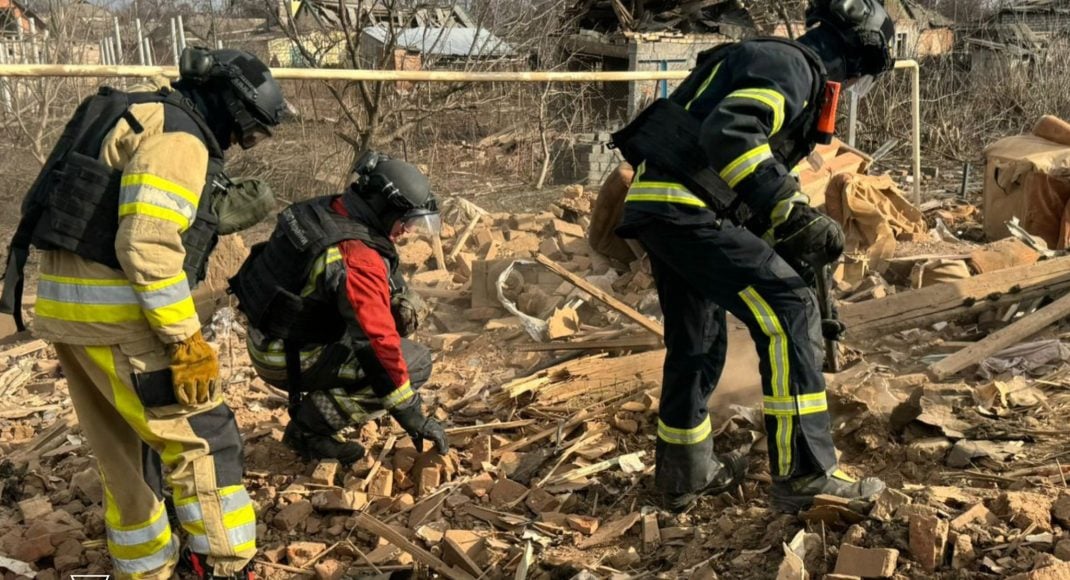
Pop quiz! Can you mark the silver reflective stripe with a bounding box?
[187,521,256,554]
[135,278,192,310]
[106,510,170,546]
[112,533,178,574]
[120,183,197,223]
[248,339,324,371]
[38,278,137,305]
[175,488,253,524]
[721,148,774,187]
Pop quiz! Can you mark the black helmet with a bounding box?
[806,0,895,78]
[179,47,285,149]
[347,151,441,238]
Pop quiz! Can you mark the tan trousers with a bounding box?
[55,338,256,578]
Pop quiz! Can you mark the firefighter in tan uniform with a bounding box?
[1,48,285,579]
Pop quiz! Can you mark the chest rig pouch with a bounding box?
[610,38,828,227]
[229,196,397,345]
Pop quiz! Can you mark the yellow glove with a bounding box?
[168,330,219,405]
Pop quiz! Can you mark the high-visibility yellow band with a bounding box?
[719,143,774,188]
[119,202,191,230]
[132,273,187,293]
[142,295,197,329]
[36,299,143,323]
[383,381,414,409]
[122,172,200,207]
[657,417,713,445]
[686,61,723,111]
[725,88,786,135]
[739,285,792,476]
[107,524,173,561]
[763,392,829,416]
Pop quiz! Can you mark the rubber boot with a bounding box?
[282,422,365,465]
[769,468,886,513]
[664,450,749,512]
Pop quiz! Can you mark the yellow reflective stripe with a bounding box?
[685,61,723,111]
[833,468,857,483]
[657,417,712,445]
[739,286,792,476]
[383,381,414,409]
[302,246,343,297]
[119,202,191,230]
[36,299,143,323]
[626,181,708,207]
[84,346,182,468]
[121,172,200,207]
[107,524,172,561]
[39,274,128,286]
[725,88,786,135]
[180,502,257,536]
[142,295,197,329]
[770,193,809,230]
[763,392,828,416]
[132,274,186,293]
[719,143,774,188]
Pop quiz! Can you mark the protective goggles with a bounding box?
[236,117,273,150]
[398,208,442,237]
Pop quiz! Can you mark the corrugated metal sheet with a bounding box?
[363,26,514,57]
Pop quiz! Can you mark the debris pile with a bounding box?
[5,156,1070,579]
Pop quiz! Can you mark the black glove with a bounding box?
[822,319,846,341]
[764,201,845,270]
[390,396,448,454]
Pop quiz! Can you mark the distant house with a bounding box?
[986,0,1070,37]
[964,0,1070,74]
[360,26,515,70]
[0,0,44,38]
[884,0,955,57]
[148,16,281,65]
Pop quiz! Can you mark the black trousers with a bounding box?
[635,219,837,493]
[288,339,434,436]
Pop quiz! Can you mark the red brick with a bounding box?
[833,544,898,578]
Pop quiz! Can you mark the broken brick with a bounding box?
[70,468,104,505]
[577,512,641,549]
[606,546,641,569]
[311,460,340,486]
[489,477,528,508]
[552,219,585,239]
[1007,561,1070,580]
[18,496,53,521]
[469,434,493,470]
[286,541,327,567]
[992,491,1053,531]
[566,514,599,535]
[314,559,345,580]
[952,533,975,570]
[465,472,495,499]
[950,503,999,531]
[1052,493,1070,528]
[367,470,394,498]
[833,544,899,578]
[311,489,368,512]
[909,513,948,573]
[273,500,314,532]
[442,530,488,575]
[417,466,440,496]
[525,488,563,514]
[843,524,866,546]
[869,488,912,521]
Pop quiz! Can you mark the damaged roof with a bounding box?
[363,26,515,57]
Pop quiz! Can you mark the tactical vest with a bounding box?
[0,86,224,330]
[229,196,398,346]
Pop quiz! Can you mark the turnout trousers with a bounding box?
[54,338,256,578]
[251,338,433,436]
[634,219,838,494]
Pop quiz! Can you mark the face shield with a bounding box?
[391,208,442,240]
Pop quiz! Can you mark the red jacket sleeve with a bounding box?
[337,239,412,404]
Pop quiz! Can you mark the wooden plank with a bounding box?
[840,256,1070,340]
[444,420,535,435]
[410,285,466,300]
[0,339,47,359]
[516,336,663,351]
[534,254,664,338]
[929,291,1070,379]
[352,513,475,580]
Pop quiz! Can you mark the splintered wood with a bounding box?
[495,350,662,407]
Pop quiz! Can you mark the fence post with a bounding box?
[170,18,179,65]
[113,17,123,64]
[136,18,145,65]
[177,15,187,53]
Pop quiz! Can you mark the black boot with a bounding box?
[283,422,365,465]
[769,468,886,513]
[181,548,255,579]
[664,450,749,512]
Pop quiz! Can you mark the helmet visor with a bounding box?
[238,121,273,150]
[400,211,442,237]
[846,75,877,99]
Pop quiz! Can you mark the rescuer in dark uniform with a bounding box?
[612,0,897,512]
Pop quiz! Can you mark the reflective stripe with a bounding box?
[657,417,712,445]
[131,274,196,329]
[174,486,251,522]
[187,520,257,555]
[719,144,774,188]
[685,61,722,111]
[725,88,786,135]
[106,502,170,546]
[301,246,343,297]
[767,193,810,242]
[626,181,708,207]
[763,392,828,416]
[833,468,857,483]
[36,299,143,323]
[247,339,324,371]
[120,174,198,231]
[38,275,137,304]
[119,201,192,230]
[382,381,414,409]
[112,533,179,575]
[738,286,792,476]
